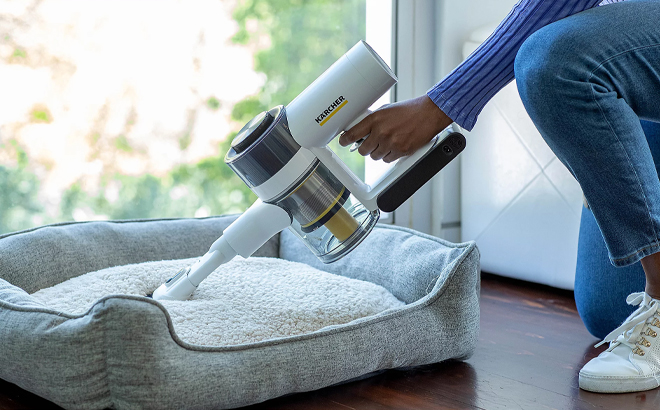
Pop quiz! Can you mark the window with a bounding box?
[0,0,396,235]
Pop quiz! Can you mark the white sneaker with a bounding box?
[579,292,660,393]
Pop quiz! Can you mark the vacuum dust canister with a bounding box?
[225,41,404,263]
[225,105,379,263]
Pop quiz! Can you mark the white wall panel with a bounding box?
[456,13,584,289]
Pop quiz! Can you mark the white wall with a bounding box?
[435,0,518,76]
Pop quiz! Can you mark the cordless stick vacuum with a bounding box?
[153,41,466,301]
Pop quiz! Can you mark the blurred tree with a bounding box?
[0,142,43,233]
[231,0,367,178]
[1,0,367,233]
[60,0,367,222]
[59,135,257,221]
[232,0,365,106]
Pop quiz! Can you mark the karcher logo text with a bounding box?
[315,96,347,126]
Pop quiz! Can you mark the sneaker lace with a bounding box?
[595,292,659,352]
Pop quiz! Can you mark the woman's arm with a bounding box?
[340,0,606,162]
[429,0,604,131]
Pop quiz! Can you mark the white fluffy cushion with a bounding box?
[31,257,404,346]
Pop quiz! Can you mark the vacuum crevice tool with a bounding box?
[152,200,292,301]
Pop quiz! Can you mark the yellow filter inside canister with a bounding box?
[285,161,363,243]
[323,206,360,242]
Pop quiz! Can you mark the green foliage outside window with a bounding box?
[0,0,366,234]
[231,0,367,176]
[0,142,42,234]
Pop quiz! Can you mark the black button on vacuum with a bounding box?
[231,111,274,154]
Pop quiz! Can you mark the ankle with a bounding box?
[645,283,660,300]
[641,252,660,300]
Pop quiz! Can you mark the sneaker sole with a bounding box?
[579,373,660,393]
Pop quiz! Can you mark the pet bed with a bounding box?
[0,215,480,409]
[31,257,406,346]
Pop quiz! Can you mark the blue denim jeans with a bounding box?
[514,1,660,337]
[576,121,660,339]
[515,0,660,268]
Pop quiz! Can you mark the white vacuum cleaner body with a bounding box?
[153,41,465,301]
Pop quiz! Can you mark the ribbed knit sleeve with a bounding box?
[427,0,605,131]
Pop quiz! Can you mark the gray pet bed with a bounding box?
[0,215,480,410]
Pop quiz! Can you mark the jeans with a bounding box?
[576,121,660,339]
[514,0,660,337]
[515,0,660,267]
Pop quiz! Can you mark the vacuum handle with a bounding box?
[373,130,466,212]
[311,127,465,212]
[349,136,369,153]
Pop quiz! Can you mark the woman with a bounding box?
[340,0,660,394]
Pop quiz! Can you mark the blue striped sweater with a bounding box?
[427,0,627,131]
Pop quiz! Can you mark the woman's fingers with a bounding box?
[370,144,391,161]
[357,135,379,156]
[340,95,453,162]
[339,115,372,147]
[383,151,400,163]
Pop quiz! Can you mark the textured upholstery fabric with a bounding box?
[0,217,480,410]
[280,225,477,304]
[0,216,278,293]
[31,257,405,346]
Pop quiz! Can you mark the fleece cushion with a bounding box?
[0,215,480,410]
[31,257,405,346]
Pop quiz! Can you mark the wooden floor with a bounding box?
[2,273,659,410]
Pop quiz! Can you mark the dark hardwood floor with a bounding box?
[2,273,659,410]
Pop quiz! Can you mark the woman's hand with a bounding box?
[338,95,453,163]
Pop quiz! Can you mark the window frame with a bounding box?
[366,0,443,235]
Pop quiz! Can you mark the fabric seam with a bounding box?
[0,243,478,353]
[1,218,478,352]
[0,215,238,241]
[612,240,660,264]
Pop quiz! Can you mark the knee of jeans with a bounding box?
[514,28,579,109]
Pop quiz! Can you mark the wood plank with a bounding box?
[467,275,660,410]
[0,378,62,410]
